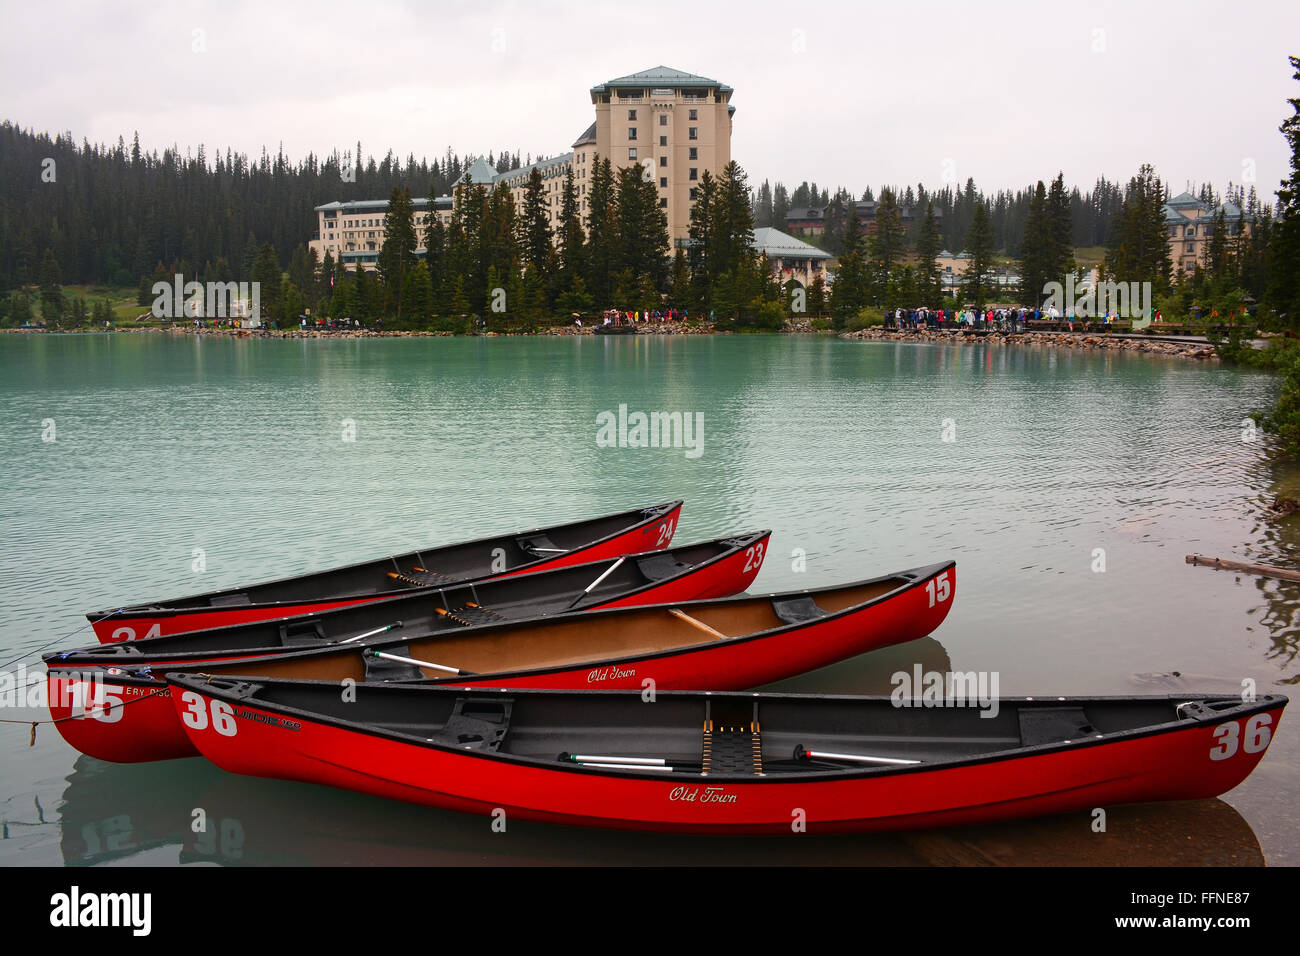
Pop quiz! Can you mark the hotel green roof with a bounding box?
[751,227,833,260]
[591,66,732,95]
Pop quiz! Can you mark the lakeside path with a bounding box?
[841,326,1221,360]
[4,322,1224,359]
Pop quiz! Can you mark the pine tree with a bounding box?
[584,155,618,307]
[557,169,585,296]
[868,188,906,302]
[1105,164,1172,294]
[406,260,433,322]
[251,243,282,317]
[915,200,942,303]
[377,185,417,318]
[519,168,552,275]
[1018,182,1053,306]
[687,169,717,307]
[39,248,63,323]
[963,201,996,311]
[614,164,668,294]
[1267,55,1300,323]
[711,162,756,283]
[808,274,828,316]
[830,203,869,326]
[1046,172,1076,287]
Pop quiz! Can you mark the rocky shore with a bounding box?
[6,322,1221,359]
[840,326,1220,360]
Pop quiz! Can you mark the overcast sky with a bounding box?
[3,0,1297,202]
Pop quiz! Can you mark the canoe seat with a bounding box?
[517,533,564,556]
[209,592,252,607]
[363,646,425,681]
[702,719,765,775]
[636,552,690,581]
[1018,706,1097,747]
[432,697,512,752]
[770,596,827,626]
[279,618,328,646]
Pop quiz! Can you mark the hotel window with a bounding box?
[628,128,637,140]
[629,148,637,160]
[660,198,667,207]
[689,147,697,160]
[688,127,697,140]
[690,188,699,200]
[659,135,667,146]
[689,168,697,180]
[629,109,637,120]
[659,115,667,126]
[660,177,667,188]
[659,156,667,167]
[688,109,697,120]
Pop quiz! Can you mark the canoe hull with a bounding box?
[171,685,1285,834]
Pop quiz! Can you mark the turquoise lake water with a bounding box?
[1,331,1296,865]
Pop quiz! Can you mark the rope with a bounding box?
[0,687,171,746]
[0,608,125,670]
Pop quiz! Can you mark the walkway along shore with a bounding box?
[839,326,1220,360]
[5,322,1222,359]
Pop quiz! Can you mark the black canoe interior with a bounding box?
[91,502,679,615]
[185,679,1271,778]
[163,574,916,683]
[57,532,765,664]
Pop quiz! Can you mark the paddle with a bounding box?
[794,745,921,766]
[565,557,625,610]
[559,753,675,772]
[336,621,404,645]
[371,650,468,676]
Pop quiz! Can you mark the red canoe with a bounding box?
[49,530,771,676]
[86,500,683,642]
[164,678,1287,834]
[46,560,955,763]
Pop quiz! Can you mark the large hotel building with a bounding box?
[311,66,736,271]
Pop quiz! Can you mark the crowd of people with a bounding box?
[884,307,1034,333]
[882,306,1151,333]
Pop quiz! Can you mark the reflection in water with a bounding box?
[2,333,1295,864]
[56,754,1262,868]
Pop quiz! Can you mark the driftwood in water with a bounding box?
[1185,554,1300,583]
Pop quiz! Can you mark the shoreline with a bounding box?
[840,326,1221,360]
[3,322,1222,359]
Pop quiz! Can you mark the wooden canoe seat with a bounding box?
[770,596,827,626]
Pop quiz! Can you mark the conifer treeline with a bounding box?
[0,121,527,290]
[750,175,1272,259]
